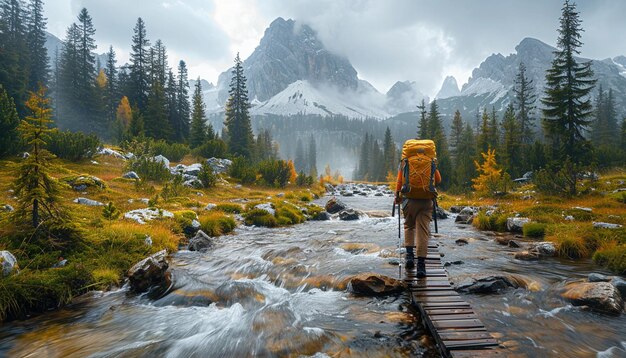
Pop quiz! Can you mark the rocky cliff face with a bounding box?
[217,17,359,104]
[435,76,460,99]
[385,81,428,115]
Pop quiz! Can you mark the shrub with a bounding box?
[593,243,626,274]
[473,211,508,232]
[191,139,227,159]
[258,159,290,188]
[229,157,257,184]
[102,202,121,221]
[127,156,171,182]
[276,204,305,225]
[244,208,277,227]
[215,203,243,214]
[557,236,591,259]
[296,171,314,186]
[197,163,217,188]
[160,175,189,201]
[91,268,121,289]
[198,212,236,236]
[522,222,546,238]
[173,210,197,229]
[47,129,100,161]
[152,140,189,162]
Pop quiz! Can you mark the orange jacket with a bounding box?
[395,168,441,193]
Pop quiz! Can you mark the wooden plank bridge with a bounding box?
[403,243,508,357]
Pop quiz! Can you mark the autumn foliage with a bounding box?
[472,148,502,195]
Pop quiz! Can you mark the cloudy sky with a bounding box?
[44,0,626,97]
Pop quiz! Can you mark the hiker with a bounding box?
[394,139,441,277]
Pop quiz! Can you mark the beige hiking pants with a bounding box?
[402,198,433,257]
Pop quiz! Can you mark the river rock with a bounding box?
[347,273,405,296]
[449,205,465,213]
[514,251,539,260]
[1,204,14,212]
[311,211,331,221]
[127,250,171,296]
[508,240,521,248]
[153,155,170,168]
[443,260,464,267]
[339,209,361,221]
[73,197,104,206]
[254,203,275,216]
[124,208,174,224]
[506,217,530,232]
[188,230,213,252]
[588,273,611,283]
[611,277,626,297]
[561,282,624,315]
[435,206,449,220]
[455,238,469,246]
[455,214,474,224]
[592,222,622,229]
[0,250,18,277]
[495,236,511,245]
[206,157,232,174]
[123,171,140,180]
[183,219,201,236]
[325,197,348,214]
[515,242,556,260]
[455,274,526,294]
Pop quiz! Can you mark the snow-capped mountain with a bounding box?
[437,37,626,117]
[385,81,429,114]
[435,76,460,99]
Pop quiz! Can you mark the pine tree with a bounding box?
[104,45,118,123]
[308,135,318,178]
[129,17,150,111]
[382,126,396,176]
[114,96,132,141]
[13,85,65,228]
[513,62,537,145]
[0,0,29,116]
[541,0,596,165]
[449,110,463,162]
[501,104,522,177]
[477,108,490,154]
[620,118,626,150]
[417,99,428,139]
[189,78,207,148]
[0,84,20,157]
[358,133,370,180]
[144,79,171,140]
[591,86,618,146]
[454,123,477,190]
[129,104,144,137]
[25,0,48,91]
[428,100,451,189]
[75,7,97,112]
[166,69,178,141]
[176,60,190,140]
[488,106,499,151]
[224,53,254,158]
[295,138,306,173]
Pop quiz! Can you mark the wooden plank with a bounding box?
[451,350,507,357]
[417,296,464,303]
[413,290,459,297]
[422,302,472,308]
[445,340,499,349]
[433,319,484,330]
[430,313,479,321]
[438,331,495,341]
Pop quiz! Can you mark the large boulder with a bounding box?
[561,282,623,315]
[455,274,529,294]
[122,171,140,180]
[0,250,18,277]
[325,197,348,214]
[153,155,170,169]
[206,157,233,174]
[73,197,104,206]
[611,277,626,297]
[506,217,530,232]
[124,208,174,225]
[339,209,361,221]
[311,211,331,221]
[514,242,556,261]
[97,147,126,159]
[434,206,449,220]
[592,222,623,229]
[455,213,474,224]
[127,250,171,296]
[347,273,405,296]
[66,175,106,191]
[183,163,203,176]
[188,230,213,252]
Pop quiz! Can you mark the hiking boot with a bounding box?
[405,247,415,269]
[416,257,426,278]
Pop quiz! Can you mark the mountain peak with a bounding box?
[435,76,460,99]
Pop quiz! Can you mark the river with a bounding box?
[0,194,624,357]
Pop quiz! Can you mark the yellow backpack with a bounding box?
[400,139,438,199]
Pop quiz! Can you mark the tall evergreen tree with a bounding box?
[427,100,451,189]
[541,0,596,167]
[166,69,178,140]
[513,61,537,145]
[591,86,618,146]
[501,104,522,177]
[488,106,499,151]
[295,138,306,173]
[308,135,318,178]
[0,0,29,116]
[129,17,150,111]
[25,0,48,90]
[176,60,190,140]
[224,53,253,158]
[454,123,477,190]
[477,108,490,154]
[104,45,118,123]
[449,110,463,162]
[358,133,370,180]
[144,79,171,140]
[417,99,428,139]
[189,78,207,148]
[382,126,396,175]
[0,84,20,157]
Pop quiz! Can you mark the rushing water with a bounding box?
[0,195,624,358]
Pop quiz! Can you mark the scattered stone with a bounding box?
[123,171,140,180]
[52,258,67,268]
[0,251,18,277]
[449,206,464,213]
[592,222,622,229]
[124,208,174,225]
[90,160,99,165]
[564,215,574,221]
[1,204,14,212]
[434,206,449,220]
[311,211,331,221]
[234,184,242,189]
[254,203,275,216]
[588,273,611,283]
[183,179,203,188]
[144,235,153,247]
[455,214,474,224]
[611,277,626,297]
[572,206,592,213]
[67,175,106,191]
[347,273,405,296]
[204,203,217,211]
[443,260,464,267]
[153,155,170,168]
[97,147,126,159]
[561,282,623,315]
[206,157,233,174]
[20,152,30,158]
[188,230,214,252]
[455,238,469,246]
[460,206,478,216]
[73,197,104,206]
[127,250,171,297]
[508,240,521,248]
[276,193,285,198]
[339,209,361,221]
[455,274,527,294]
[495,236,511,245]
[514,251,539,261]
[506,217,530,232]
[515,242,556,260]
[325,197,348,214]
